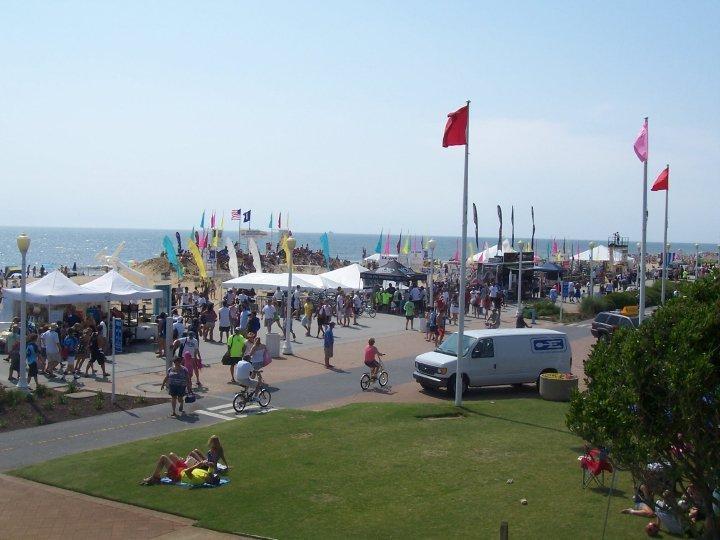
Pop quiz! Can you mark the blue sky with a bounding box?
[2,1,718,243]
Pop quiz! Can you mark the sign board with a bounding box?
[113,318,123,354]
[531,337,566,353]
[154,284,171,316]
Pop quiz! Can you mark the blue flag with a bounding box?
[200,210,205,229]
[163,236,184,279]
[320,232,331,269]
[374,229,383,254]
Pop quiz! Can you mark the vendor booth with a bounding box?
[360,259,426,288]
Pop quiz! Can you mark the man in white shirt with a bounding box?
[273,287,284,304]
[218,303,232,341]
[172,316,185,339]
[336,294,345,324]
[42,324,61,375]
[262,302,277,334]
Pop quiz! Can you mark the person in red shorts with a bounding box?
[141,453,191,485]
[363,338,385,381]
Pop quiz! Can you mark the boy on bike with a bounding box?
[363,338,385,380]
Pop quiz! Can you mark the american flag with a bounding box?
[230,209,242,220]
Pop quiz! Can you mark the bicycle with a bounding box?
[232,370,272,413]
[360,358,388,390]
[362,302,377,318]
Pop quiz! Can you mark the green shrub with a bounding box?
[42,400,55,411]
[93,391,105,410]
[33,384,51,398]
[58,394,68,406]
[523,299,560,317]
[35,415,45,426]
[0,387,25,408]
[0,419,7,429]
[579,296,612,318]
[604,291,638,310]
[64,381,79,394]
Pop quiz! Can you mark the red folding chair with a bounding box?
[579,447,613,488]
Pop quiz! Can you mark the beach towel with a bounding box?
[160,477,230,489]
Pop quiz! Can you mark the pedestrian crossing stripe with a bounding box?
[197,407,277,422]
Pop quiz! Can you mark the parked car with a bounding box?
[590,311,639,341]
[412,328,571,396]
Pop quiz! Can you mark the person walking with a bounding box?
[403,297,416,330]
[225,327,246,384]
[323,322,335,368]
[161,357,192,417]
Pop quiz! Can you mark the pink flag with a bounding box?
[453,239,460,261]
[383,233,390,255]
[552,238,558,255]
[210,212,216,229]
[633,118,648,162]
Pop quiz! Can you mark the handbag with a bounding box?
[184,393,196,403]
[221,349,232,365]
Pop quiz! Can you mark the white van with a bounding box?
[412,328,571,396]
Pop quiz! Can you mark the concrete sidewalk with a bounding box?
[0,474,243,539]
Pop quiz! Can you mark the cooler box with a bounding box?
[265,332,281,358]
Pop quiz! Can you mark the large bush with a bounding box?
[567,273,720,537]
[524,299,560,317]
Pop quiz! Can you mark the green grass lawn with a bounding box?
[12,399,647,539]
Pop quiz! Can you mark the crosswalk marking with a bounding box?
[197,407,277,422]
[207,403,234,411]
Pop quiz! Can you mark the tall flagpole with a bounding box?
[639,117,648,324]
[455,100,470,406]
[661,164,669,304]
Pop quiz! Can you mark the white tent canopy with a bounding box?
[577,244,630,262]
[298,273,344,290]
[2,270,108,305]
[363,253,398,262]
[222,272,321,290]
[319,263,369,290]
[82,270,163,301]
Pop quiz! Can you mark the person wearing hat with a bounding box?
[161,356,192,417]
[224,327,247,384]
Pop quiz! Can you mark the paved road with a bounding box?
[0,315,592,471]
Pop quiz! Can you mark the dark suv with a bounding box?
[590,311,639,341]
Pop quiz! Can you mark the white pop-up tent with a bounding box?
[81,270,163,301]
[2,270,108,304]
[222,272,322,290]
[319,263,368,290]
[577,245,631,262]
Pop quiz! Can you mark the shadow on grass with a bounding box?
[420,384,541,402]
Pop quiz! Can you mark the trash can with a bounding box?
[417,317,426,332]
[265,332,281,358]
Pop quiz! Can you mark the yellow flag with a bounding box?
[279,233,292,265]
[188,239,207,278]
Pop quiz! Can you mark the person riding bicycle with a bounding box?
[363,338,385,380]
[233,357,258,397]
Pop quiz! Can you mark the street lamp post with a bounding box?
[516,240,525,316]
[17,233,31,391]
[694,243,700,279]
[636,242,641,288]
[588,241,596,298]
[427,239,436,311]
[661,242,670,304]
[282,236,297,355]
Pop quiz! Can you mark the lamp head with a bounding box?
[517,240,524,251]
[17,233,30,255]
[589,241,596,249]
[666,243,671,250]
[427,239,436,250]
[286,236,297,251]
[694,243,699,249]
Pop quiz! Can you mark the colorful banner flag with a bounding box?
[320,232,331,269]
[651,166,669,191]
[396,230,402,254]
[374,229,383,254]
[268,213,273,228]
[453,239,460,261]
[210,212,216,229]
[472,203,479,249]
[531,206,536,250]
[278,212,282,229]
[511,205,515,248]
[243,210,252,223]
[401,234,410,255]
[175,232,182,253]
[442,105,469,147]
[163,236,184,279]
[200,210,205,229]
[497,205,503,248]
[187,239,207,278]
[225,237,239,278]
[383,232,390,255]
[634,118,648,162]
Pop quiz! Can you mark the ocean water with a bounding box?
[0,226,716,271]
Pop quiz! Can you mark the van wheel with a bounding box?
[446,375,468,397]
[536,369,557,389]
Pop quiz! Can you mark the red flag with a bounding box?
[651,166,669,191]
[442,105,469,147]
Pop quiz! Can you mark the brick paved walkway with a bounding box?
[0,474,243,539]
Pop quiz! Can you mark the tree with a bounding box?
[567,273,720,538]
